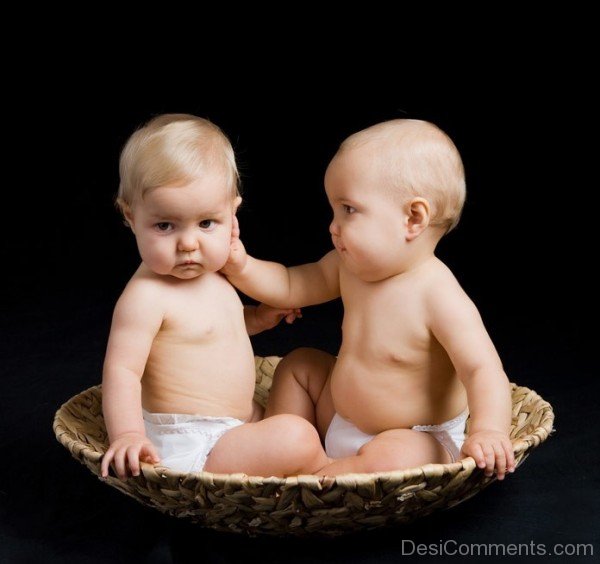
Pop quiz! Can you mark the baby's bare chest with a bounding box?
[157,277,244,343]
[341,282,431,362]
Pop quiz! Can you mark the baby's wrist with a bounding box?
[234,255,251,278]
[468,427,508,437]
[223,258,248,280]
[112,430,146,442]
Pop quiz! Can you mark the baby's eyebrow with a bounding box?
[326,188,353,201]
[332,196,358,205]
[148,212,181,221]
[149,209,224,220]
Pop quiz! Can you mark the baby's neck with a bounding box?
[403,252,437,274]
[399,228,443,274]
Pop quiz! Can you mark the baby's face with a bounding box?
[126,173,237,280]
[325,150,410,282]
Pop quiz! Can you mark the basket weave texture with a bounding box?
[53,356,554,536]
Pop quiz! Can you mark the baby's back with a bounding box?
[139,269,256,420]
[332,257,468,433]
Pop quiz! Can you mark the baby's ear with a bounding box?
[232,196,242,214]
[405,197,430,240]
[120,202,136,232]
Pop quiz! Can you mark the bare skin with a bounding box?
[224,121,515,478]
[101,175,327,480]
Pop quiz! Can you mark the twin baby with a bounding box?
[100,114,515,481]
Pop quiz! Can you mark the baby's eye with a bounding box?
[199,219,215,229]
[343,205,357,214]
[155,222,173,232]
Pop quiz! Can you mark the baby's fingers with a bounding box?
[493,443,507,480]
[284,308,303,324]
[140,443,161,465]
[504,438,516,473]
[467,442,486,470]
[113,448,130,481]
[127,447,142,477]
[101,448,115,478]
[482,445,496,477]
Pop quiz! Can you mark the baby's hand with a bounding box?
[255,303,302,332]
[100,432,160,481]
[461,430,515,480]
[221,215,248,277]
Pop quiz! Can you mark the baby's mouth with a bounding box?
[332,237,346,252]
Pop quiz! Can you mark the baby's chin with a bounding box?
[157,264,204,280]
[170,270,205,280]
[169,262,227,280]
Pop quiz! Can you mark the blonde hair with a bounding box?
[117,114,239,212]
[339,119,466,233]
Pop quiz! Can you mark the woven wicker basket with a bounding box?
[53,356,554,537]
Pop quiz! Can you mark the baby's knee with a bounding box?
[273,415,323,458]
[275,414,320,442]
[276,347,335,376]
[277,347,317,370]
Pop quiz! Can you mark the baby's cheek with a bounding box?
[212,238,233,269]
[142,243,172,274]
[216,246,232,268]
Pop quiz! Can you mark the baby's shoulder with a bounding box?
[118,267,170,306]
[423,258,471,303]
[428,257,460,282]
[109,269,169,327]
[422,259,480,321]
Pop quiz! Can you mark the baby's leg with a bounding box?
[316,429,453,475]
[204,414,330,477]
[250,399,264,422]
[265,348,336,440]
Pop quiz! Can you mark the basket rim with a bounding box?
[53,381,554,489]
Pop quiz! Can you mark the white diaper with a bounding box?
[143,409,244,473]
[325,408,469,463]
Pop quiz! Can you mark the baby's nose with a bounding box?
[177,232,199,252]
[329,219,340,236]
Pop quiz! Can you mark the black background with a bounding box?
[1,85,597,563]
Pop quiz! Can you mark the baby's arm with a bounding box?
[243,304,302,336]
[223,217,341,308]
[100,282,163,479]
[428,282,515,480]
